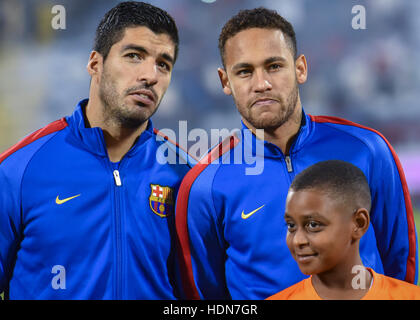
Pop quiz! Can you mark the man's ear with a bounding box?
[217,68,232,96]
[86,51,103,79]
[351,208,370,241]
[295,54,308,85]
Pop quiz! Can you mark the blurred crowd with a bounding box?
[0,0,419,205]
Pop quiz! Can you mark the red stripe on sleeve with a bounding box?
[310,115,416,283]
[175,134,239,299]
[0,118,68,165]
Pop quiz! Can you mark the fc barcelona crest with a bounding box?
[149,184,174,218]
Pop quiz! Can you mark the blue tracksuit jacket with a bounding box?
[0,99,192,299]
[176,109,418,300]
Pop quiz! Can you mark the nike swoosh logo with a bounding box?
[55,194,81,205]
[241,204,265,219]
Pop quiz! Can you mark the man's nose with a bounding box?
[137,58,158,86]
[253,70,272,92]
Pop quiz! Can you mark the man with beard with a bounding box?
[0,2,192,299]
[175,7,417,299]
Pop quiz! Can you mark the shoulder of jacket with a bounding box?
[309,114,392,153]
[177,133,241,195]
[0,118,68,166]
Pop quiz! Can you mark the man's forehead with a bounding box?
[115,26,174,49]
[224,28,291,66]
[229,27,286,42]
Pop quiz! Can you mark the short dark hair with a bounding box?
[218,7,297,68]
[94,1,179,62]
[290,160,372,212]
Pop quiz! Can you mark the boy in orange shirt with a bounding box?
[267,160,420,300]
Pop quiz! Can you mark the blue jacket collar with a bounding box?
[241,107,313,158]
[66,99,154,158]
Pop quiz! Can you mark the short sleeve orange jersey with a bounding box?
[266,268,420,300]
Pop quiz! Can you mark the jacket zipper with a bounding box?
[111,165,123,299]
[285,155,293,173]
[113,170,122,186]
[284,114,305,175]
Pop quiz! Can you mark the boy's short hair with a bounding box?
[218,7,297,68]
[290,160,372,212]
[94,1,179,62]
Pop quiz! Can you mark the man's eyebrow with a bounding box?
[161,52,174,65]
[121,44,148,55]
[231,56,288,71]
[120,44,174,65]
[265,56,287,64]
[231,62,252,71]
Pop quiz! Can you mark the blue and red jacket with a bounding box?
[176,109,417,300]
[0,99,193,299]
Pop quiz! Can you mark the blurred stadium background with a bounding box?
[0,0,419,283]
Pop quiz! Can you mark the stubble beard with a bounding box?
[98,69,158,129]
[240,80,299,131]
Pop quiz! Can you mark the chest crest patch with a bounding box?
[149,184,174,218]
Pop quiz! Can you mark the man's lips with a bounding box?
[251,98,279,107]
[128,89,156,105]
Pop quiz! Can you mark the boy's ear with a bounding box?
[218,68,232,96]
[351,208,370,241]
